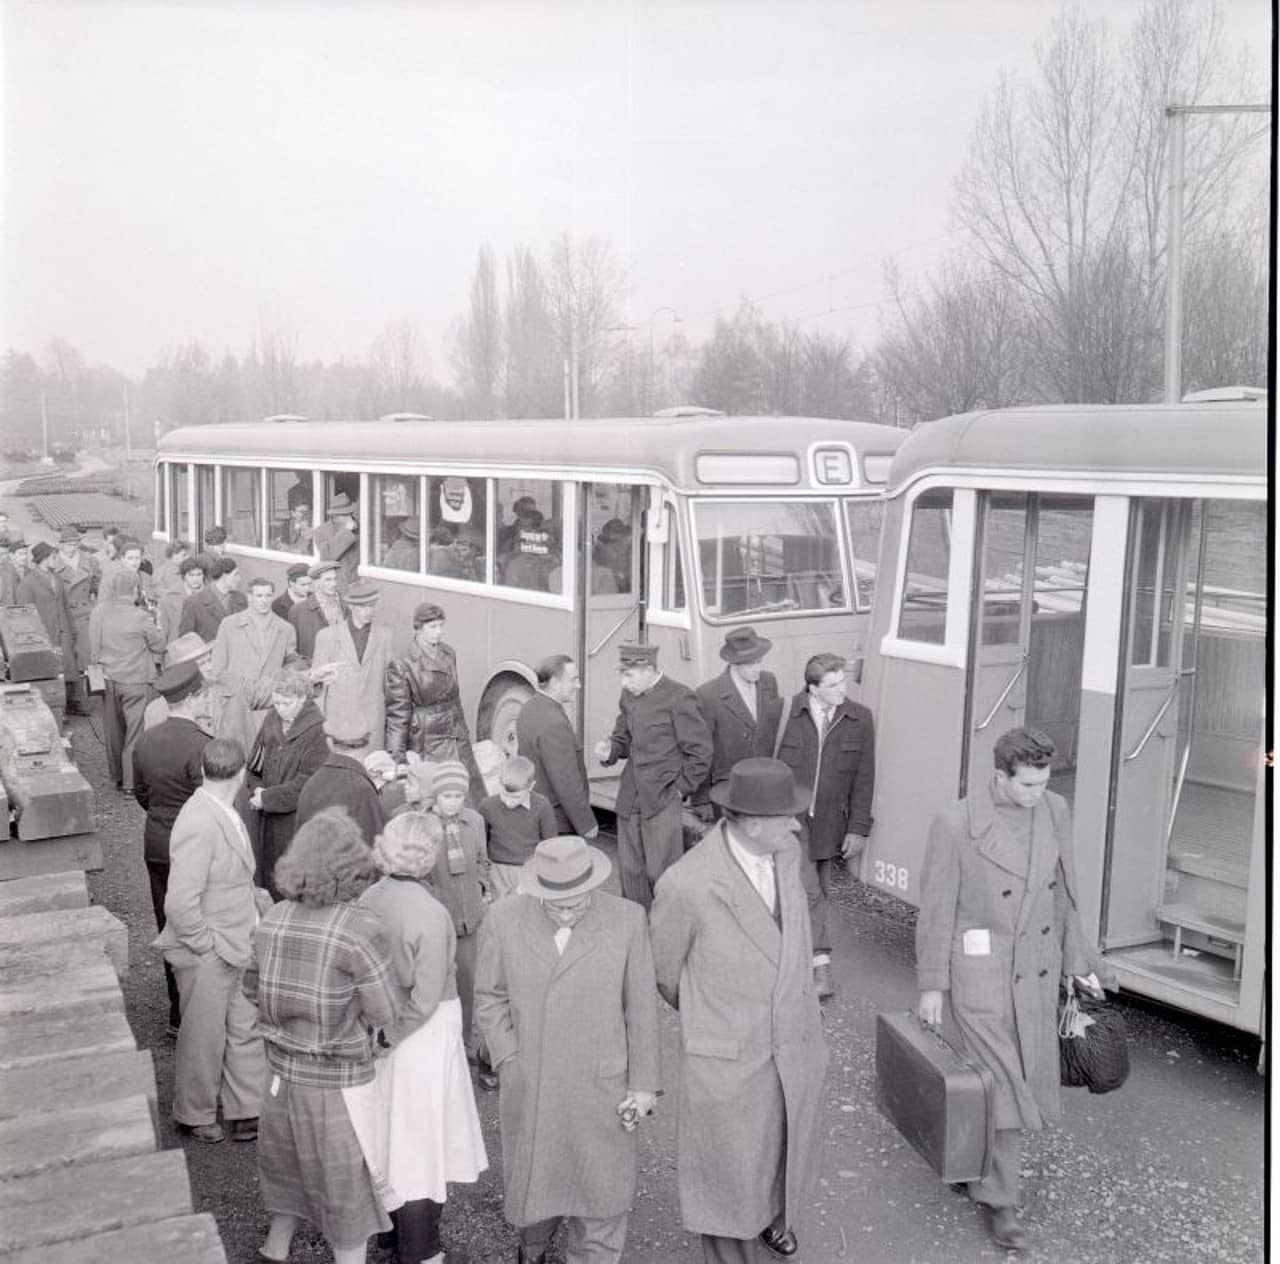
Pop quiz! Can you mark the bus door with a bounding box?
[962,493,1093,798]
[580,483,644,800]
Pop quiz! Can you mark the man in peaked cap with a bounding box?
[594,643,712,910]
[270,562,312,621]
[287,558,344,659]
[312,491,360,590]
[693,627,782,821]
[311,578,392,755]
[294,710,386,845]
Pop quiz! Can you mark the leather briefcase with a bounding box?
[875,1010,994,1183]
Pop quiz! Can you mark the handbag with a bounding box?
[1059,986,1130,1094]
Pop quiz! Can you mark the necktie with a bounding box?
[758,856,776,913]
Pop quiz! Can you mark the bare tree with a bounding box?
[503,245,560,418]
[451,246,503,418]
[691,300,772,414]
[545,234,625,417]
[800,332,875,420]
[1181,223,1269,391]
[369,320,430,415]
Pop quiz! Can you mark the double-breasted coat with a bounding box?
[312,619,393,751]
[515,691,597,837]
[210,609,297,729]
[915,783,1094,1131]
[692,667,781,805]
[774,693,875,860]
[57,559,96,674]
[474,891,661,1226]
[650,823,828,1237]
[602,674,713,820]
[16,568,74,669]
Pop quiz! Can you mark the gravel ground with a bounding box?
[73,707,1264,1264]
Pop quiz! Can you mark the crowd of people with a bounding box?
[0,502,1108,1260]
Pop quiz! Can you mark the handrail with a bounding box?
[1123,676,1181,762]
[975,656,1027,732]
[588,598,643,658]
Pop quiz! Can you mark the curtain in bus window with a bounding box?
[374,475,422,571]
[693,501,847,618]
[898,488,952,644]
[426,476,487,583]
[267,468,314,553]
[495,479,564,593]
[587,485,638,595]
[843,499,884,612]
[223,468,262,547]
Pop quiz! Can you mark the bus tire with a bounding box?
[478,677,534,756]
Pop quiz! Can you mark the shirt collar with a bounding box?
[724,823,773,876]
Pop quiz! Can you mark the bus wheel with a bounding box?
[479,677,533,756]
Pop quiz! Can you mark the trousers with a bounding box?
[145,858,181,1029]
[520,1212,629,1264]
[700,1234,767,1263]
[617,798,683,910]
[969,1127,1023,1209]
[798,844,833,956]
[103,679,153,791]
[169,950,266,1126]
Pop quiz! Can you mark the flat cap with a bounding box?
[344,579,380,606]
[308,558,340,579]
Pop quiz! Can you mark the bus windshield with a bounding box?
[692,499,848,620]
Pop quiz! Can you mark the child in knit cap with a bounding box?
[478,756,558,899]
[422,760,497,1090]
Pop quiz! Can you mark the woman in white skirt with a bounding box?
[345,811,488,1264]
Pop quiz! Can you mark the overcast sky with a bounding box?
[3,0,1270,378]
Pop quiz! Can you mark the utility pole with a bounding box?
[38,384,50,460]
[122,381,133,463]
[1163,102,1269,403]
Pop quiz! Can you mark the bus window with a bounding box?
[586,484,639,595]
[979,493,1029,646]
[170,463,190,539]
[195,464,217,541]
[844,499,884,612]
[267,468,314,553]
[223,467,263,547]
[427,476,487,583]
[693,500,847,619]
[496,479,563,593]
[897,488,952,644]
[154,466,167,535]
[1130,500,1185,668]
[374,475,423,571]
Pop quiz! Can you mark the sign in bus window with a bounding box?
[693,500,848,620]
[496,479,564,593]
[897,488,952,644]
[268,469,314,553]
[223,467,262,547]
[374,475,423,571]
[427,476,487,583]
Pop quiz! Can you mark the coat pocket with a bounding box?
[685,1034,740,1060]
[950,950,1009,1020]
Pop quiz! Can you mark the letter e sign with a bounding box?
[812,446,854,486]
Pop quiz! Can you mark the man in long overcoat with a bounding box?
[651,758,828,1264]
[517,654,598,838]
[917,726,1107,1251]
[594,643,712,910]
[294,713,387,845]
[287,559,345,660]
[312,491,360,590]
[209,577,297,738]
[475,836,660,1264]
[54,527,97,713]
[773,651,875,1000]
[310,579,392,751]
[16,543,74,671]
[693,627,781,818]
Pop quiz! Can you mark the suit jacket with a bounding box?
[132,715,211,863]
[693,667,781,804]
[178,585,229,642]
[210,609,297,713]
[650,822,828,1237]
[88,597,165,683]
[475,891,660,1224]
[603,674,713,820]
[773,692,876,860]
[312,619,392,751]
[516,691,597,836]
[156,787,261,968]
[287,593,343,660]
[296,752,387,845]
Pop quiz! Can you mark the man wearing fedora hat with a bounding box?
[693,627,781,821]
[311,579,392,752]
[476,835,660,1264]
[651,758,828,1264]
[295,713,387,846]
[381,517,421,571]
[594,643,712,910]
[313,492,360,590]
[288,558,345,660]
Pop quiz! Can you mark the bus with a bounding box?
[858,397,1267,1035]
[153,412,905,807]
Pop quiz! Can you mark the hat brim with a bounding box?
[519,845,613,899]
[719,636,773,663]
[708,780,810,816]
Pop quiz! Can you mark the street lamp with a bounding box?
[564,323,632,420]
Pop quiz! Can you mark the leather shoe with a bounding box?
[813,961,835,1001]
[229,1117,259,1142]
[759,1224,799,1257]
[177,1121,225,1143]
[989,1206,1027,1250]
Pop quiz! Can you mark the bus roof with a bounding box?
[156,414,906,492]
[886,402,1267,494]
